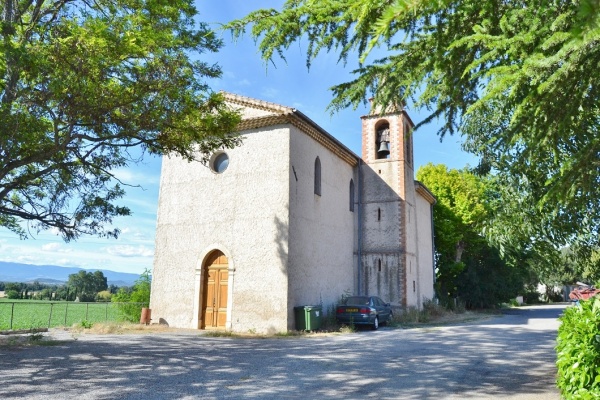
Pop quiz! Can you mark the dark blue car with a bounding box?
[336,295,393,330]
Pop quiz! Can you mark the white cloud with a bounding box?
[133,231,150,240]
[41,242,74,253]
[16,255,41,264]
[105,245,154,258]
[237,78,251,86]
[55,258,73,265]
[41,243,61,251]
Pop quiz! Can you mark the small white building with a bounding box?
[150,92,436,333]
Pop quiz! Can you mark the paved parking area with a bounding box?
[0,305,565,399]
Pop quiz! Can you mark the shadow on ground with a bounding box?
[0,306,564,399]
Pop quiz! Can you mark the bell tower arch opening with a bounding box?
[375,121,391,160]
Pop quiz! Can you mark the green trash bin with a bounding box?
[294,305,322,331]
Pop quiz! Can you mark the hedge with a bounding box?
[556,297,600,399]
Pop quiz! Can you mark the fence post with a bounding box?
[64,303,68,326]
[10,302,14,330]
[48,303,54,328]
[86,303,89,321]
[105,302,108,321]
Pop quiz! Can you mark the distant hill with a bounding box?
[0,261,140,286]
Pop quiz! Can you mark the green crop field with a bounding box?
[0,299,146,330]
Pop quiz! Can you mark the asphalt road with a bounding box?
[0,304,566,399]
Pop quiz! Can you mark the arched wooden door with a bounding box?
[200,250,228,329]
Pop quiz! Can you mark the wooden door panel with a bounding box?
[203,269,216,328]
[201,251,228,329]
[218,270,228,308]
[215,269,228,327]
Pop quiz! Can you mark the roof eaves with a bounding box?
[221,91,294,115]
[223,91,360,167]
[291,109,360,165]
[414,181,437,205]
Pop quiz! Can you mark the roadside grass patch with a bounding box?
[0,330,66,348]
[391,300,495,328]
[274,330,304,337]
[338,324,356,334]
[69,321,174,335]
[203,330,235,338]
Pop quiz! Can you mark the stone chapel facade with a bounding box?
[149,92,435,333]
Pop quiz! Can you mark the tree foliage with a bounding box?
[67,270,107,302]
[112,267,150,321]
[417,164,526,307]
[228,0,600,231]
[1,0,241,241]
[417,163,488,300]
[479,171,600,286]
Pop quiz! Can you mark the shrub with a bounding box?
[80,320,93,329]
[397,306,429,324]
[422,298,449,317]
[111,288,141,322]
[111,269,151,322]
[556,297,600,398]
[321,303,338,331]
[96,290,112,302]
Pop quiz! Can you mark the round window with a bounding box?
[210,152,229,174]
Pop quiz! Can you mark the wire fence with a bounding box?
[0,301,149,331]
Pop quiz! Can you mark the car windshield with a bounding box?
[345,296,370,305]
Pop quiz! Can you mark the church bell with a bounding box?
[377,140,390,157]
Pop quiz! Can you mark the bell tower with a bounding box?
[359,100,416,308]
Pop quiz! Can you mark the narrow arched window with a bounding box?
[314,157,321,196]
[349,179,355,212]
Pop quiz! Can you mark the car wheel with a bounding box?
[372,316,379,330]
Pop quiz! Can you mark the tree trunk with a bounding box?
[455,241,465,263]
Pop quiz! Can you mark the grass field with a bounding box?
[0,299,146,330]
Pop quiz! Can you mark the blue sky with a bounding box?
[0,1,477,275]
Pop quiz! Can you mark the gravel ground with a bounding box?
[0,305,565,400]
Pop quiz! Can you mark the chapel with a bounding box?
[149,92,435,333]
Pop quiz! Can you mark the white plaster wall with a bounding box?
[415,193,435,302]
[404,189,420,308]
[150,125,291,334]
[287,125,356,327]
